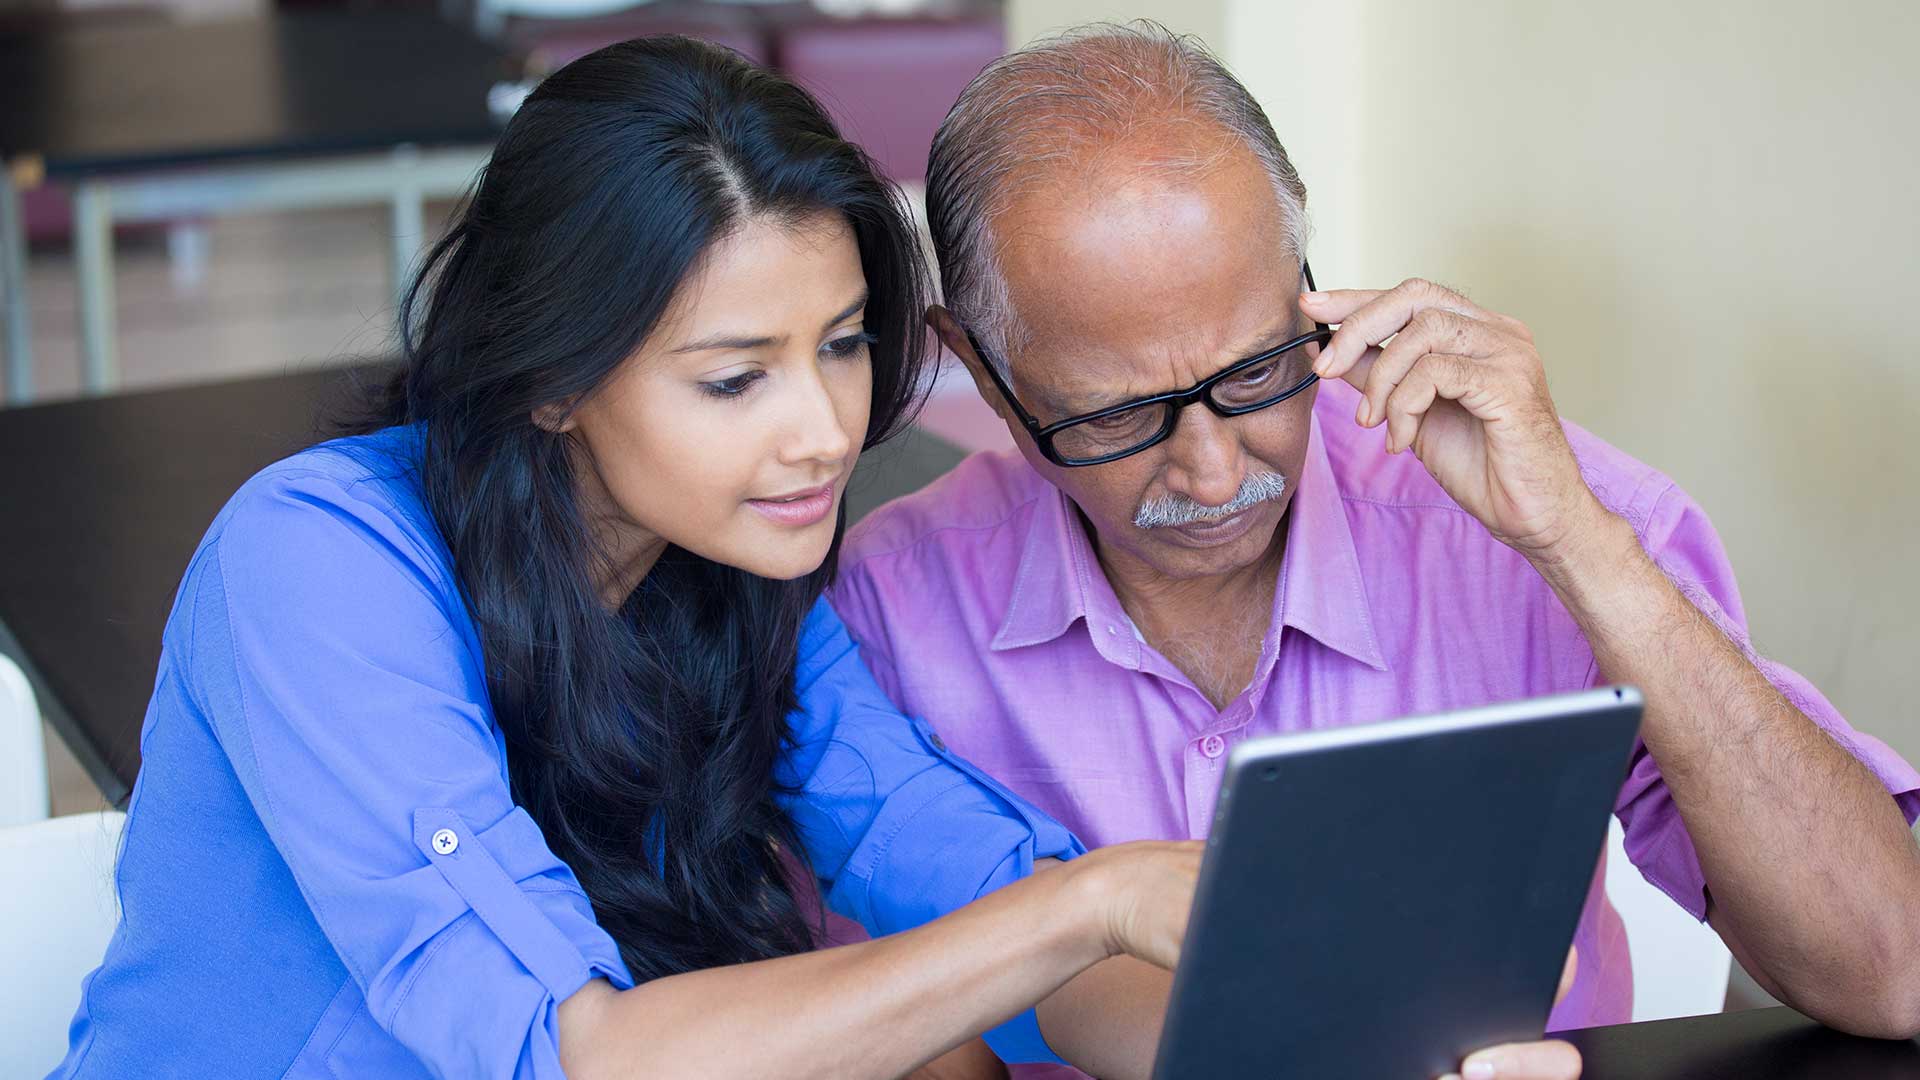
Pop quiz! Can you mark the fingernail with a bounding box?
[1303,291,1326,304]
[1464,1059,1497,1080]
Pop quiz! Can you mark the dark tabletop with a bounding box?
[1569,1006,1920,1078]
[0,364,968,803]
[0,10,510,178]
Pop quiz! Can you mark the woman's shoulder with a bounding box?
[216,424,429,533]
[200,424,457,603]
[798,596,871,685]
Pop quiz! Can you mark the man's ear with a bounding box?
[532,400,577,434]
[926,305,1016,426]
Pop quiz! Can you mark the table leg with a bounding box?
[72,182,119,395]
[0,170,31,405]
[389,144,426,324]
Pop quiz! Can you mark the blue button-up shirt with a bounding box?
[53,426,1083,1079]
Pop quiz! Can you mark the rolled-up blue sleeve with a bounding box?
[186,465,631,1079]
[776,598,1087,1065]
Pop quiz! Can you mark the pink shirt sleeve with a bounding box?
[1606,481,1920,919]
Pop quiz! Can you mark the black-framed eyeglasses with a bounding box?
[964,263,1331,468]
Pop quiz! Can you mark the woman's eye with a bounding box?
[824,331,878,359]
[700,371,764,399]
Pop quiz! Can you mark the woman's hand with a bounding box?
[1063,840,1205,970]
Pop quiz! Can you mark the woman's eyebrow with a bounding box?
[822,292,869,332]
[670,292,869,355]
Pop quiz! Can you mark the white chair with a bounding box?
[0,809,127,1078]
[1603,816,1733,1021]
[0,653,50,828]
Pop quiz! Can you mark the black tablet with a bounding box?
[1152,687,1644,1079]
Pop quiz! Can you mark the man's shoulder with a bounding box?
[842,447,1051,569]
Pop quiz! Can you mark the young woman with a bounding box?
[51,38,1200,1080]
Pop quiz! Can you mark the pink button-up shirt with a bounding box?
[832,378,1920,1069]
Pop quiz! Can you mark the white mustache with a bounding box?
[1133,472,1289,529]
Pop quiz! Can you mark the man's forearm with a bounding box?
[1530,506,1920,1036]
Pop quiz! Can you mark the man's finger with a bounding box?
[1355,308,1501,427]
[1379,358,1463,453]
[1459,1038,1583,1080]
[1299,287,1386,329]
[1305,279,1482,381]
[1336,344,1383,399]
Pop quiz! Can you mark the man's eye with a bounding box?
[1088,408,1144,430]
[1234,360,1280,386]
[700,371,764,398]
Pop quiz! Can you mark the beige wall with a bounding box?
[1008,0,1920,767]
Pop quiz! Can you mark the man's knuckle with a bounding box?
[1436,352,1474,384]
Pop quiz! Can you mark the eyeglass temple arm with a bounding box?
[961,329,1046,432]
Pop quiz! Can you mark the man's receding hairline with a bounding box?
[987,131,1294,328]
[927,20,1312,379]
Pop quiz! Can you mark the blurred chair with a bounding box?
[486,0,771,73]
[0,809,126,1078]
[1604,816,1733,1021]
[773,5,1002,182]
[475,0,658,39]
[0,653,50,828]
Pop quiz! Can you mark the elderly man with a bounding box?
[831,20,1920,1080]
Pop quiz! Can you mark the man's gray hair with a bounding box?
[927,21,1311,376]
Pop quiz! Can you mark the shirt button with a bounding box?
[431,828,459,856]
[1200,734,1227,759]
[930,733,946,751]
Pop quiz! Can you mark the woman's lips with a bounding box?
[747,484,836,527]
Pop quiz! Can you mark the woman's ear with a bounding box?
[532,401,577,433]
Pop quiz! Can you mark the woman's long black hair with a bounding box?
[342,36,931,981]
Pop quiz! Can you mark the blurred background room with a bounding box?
[1,0,1915,1069]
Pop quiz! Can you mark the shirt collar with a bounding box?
[990,414,1387,673]
[1272,416,1388,671]
[990,476,1136,661]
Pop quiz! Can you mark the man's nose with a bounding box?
[1158,404,1245,507]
